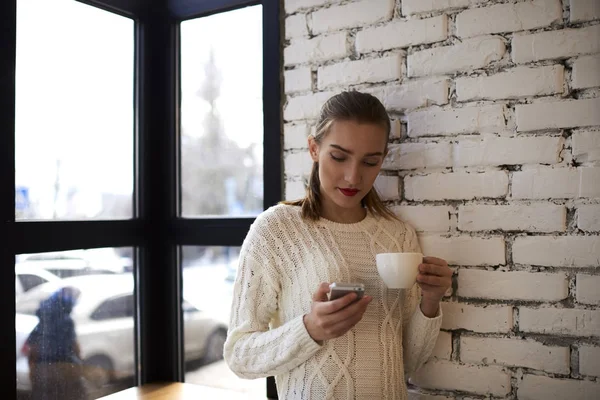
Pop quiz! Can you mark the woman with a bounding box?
[25,286,88,400]
[224,91,452,399]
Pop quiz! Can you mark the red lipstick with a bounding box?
[339,188,359,197]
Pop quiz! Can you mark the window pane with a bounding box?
[16,248,135,398]
[182,246,264,396]
[180,6,263,218]
[15,0,134,221]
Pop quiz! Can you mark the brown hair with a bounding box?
[282,91,398,221]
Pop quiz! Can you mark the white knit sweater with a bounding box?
[224,204,442,400]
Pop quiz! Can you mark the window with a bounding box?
[16,274,47,292]
[91,294,135,320]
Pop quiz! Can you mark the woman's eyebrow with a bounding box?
[329,144,383,157]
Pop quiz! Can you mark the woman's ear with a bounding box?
[308,136,319,163]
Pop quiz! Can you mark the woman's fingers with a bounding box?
[419,263,453,277]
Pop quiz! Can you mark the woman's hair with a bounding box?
[283,91,398,221]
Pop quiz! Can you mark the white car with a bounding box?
[15,265,61,299]
[15,274,228,392]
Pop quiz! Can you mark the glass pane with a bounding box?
[180,6,264,218]
[16,247,136,399]
[182,246,264,395]
[15,0,134,221]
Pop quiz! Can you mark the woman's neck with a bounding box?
[319,196,366,224]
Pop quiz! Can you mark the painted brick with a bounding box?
[383,142,453,170]
[284,67,312,93]
[284,33,348,66]
[513,236,600,267]
[285,180,306,200]
[407,392,453,400]
[285,0,332,13]
[512,25,600,63]
[442,302,513,333]
[408,36,506,77]
[516,98,600,131]
[460,336,570,374]
[580,167,600,198]
[310,0,394,35]
[411,361,511,396]
[456,65,564,101]
[578,205,600,232]
[577,274,600,305]
[369,79,450,111]
[454,136,562,167]
[408,105,506,137]
[430,331,452,360]
[419,235,505,266]
[318,55,401,89]
[518,374,600,400]
[285,14,308,38]
[457,269,568,301]
[572,55,600,89]
[579,345,600,377]
[458,204,566,232]
[402,0,486,15]
[284,123,311,150]
[356,15,448,53]
[405,171,509,201]
[519,307,600,337]
[284,91,335,121]
[392,206,452,232]
[456,0,562,38]
[373,175,400,201]
[284,151,311,177]
[511,168,579,199]
[570,0,600,22]
[572,130,600,163]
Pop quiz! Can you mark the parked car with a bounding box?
[15,265,61,300]
[15,274,228,392]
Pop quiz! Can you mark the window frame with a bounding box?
[1,0,281,397]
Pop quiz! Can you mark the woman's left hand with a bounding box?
[417,256,452,306]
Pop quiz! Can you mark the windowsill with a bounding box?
[97,382,271,400]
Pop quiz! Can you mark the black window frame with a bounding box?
[1,0,282,398]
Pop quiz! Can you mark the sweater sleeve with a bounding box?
[401,222,443,376]
[224,218,322,379]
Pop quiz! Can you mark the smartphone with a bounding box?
[328,282,365,301]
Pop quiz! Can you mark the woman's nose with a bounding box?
[345,164,361,185]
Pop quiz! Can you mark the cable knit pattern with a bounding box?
[224,204,442,400]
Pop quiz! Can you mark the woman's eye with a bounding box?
[330,154,345,162]
[364,159,379,166]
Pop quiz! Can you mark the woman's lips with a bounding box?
[339,188,359,197]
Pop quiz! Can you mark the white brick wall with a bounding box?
[392,206,452,232]
[317,54,402,89]
[282,1,600,397]
[457,269,568,301]
[407,105,507,137]
[578,204,600,232]
[411,361,511,396]
[454,137,563,167]
[284,33,348,66]
[512,25,600,64]
[516,98,600,131]
[441,303,513,333]
[383,142,453,170]
[513,236,600,267]
[570,0,600,22]
[518,375,600,400]
[310,0,394,35]
[455,0,562,38]
[456,65,564,101]
[408,36,506,77]
[572,130,600,163]
[419,235,505,266]
[356,15,448,53]
[460,336,570,374]
[577,274,600,305]
[572,55,600,89]
[405,171,509,201]
[579,345,600,377]
[519,308,600,337]
[458,204,566,232]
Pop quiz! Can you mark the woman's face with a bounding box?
[309,120,388,216]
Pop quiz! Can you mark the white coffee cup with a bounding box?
[376,252,423,289]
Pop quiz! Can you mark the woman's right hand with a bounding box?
[303,282,372,343]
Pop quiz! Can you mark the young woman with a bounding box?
[224,91,452,399]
